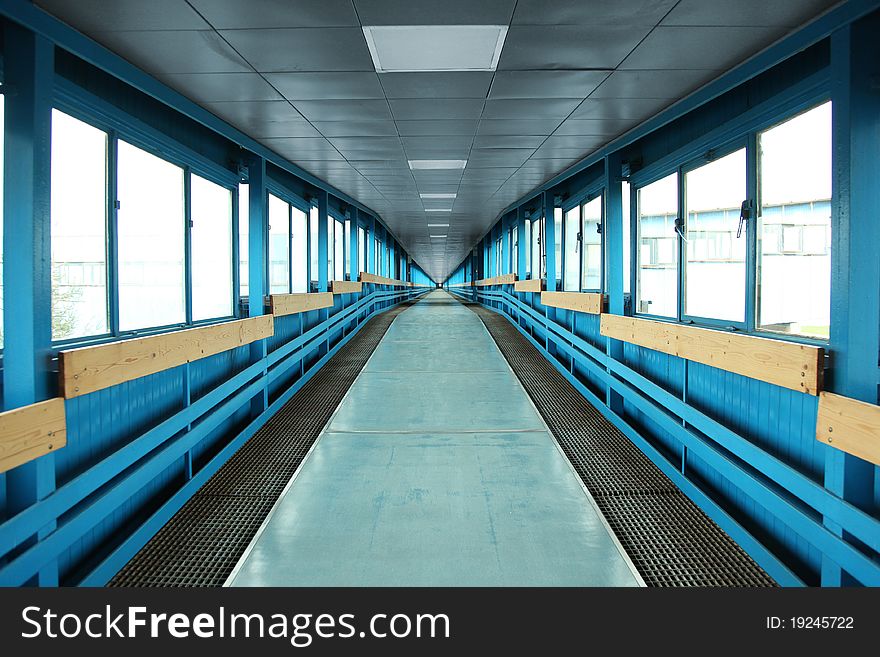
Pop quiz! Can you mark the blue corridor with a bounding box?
[229,291,641,586]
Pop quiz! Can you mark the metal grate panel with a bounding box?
[110,302,414,587]
[464,300,776,587]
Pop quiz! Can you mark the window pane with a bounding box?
[554,207,563,288]
[117,141,185,331]
[495,236,502,275]
[374,237,380,274]
[239,183,248,297]
[334,220,344,280]
[511,226,518,276]
[358,226,366,275]
[291,206,308,293]
[622,181,631,294]
[684,148,746,322]
[344,218,351,279]
[310,206,319,283]
[582,196,602,291]
[636,172,678,317]
[191,175,232,321]
[51,110,109,340]
[758,102,831,338]
[268,194,289,294]
[524,218,531,277]
[531,217,542,279]
[0,96,3,348]
[563,206,579,291]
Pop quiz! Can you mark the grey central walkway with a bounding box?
[229,290,641,586]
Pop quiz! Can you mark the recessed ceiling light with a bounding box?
[430,235,446,238]
[363,25,508,73]
[425,208,453,212]
[408,159,467,170]
[427,223,450,227]
[420,193,457,199]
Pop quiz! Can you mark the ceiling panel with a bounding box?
[354,0,517,26]
[312,121,399,137]
[570,97,673,120]
[477,119,563,135]
[488,70,610,99]
[378,72,494,99]
[188,0,360,29]
[590,69,719,99]
[36,0,209,31]
[396,120,480,136]
[512,0,678,26]
[292,100,394,121]
[472,135,547,149]
[159,72,283,103]
[467,149,536,168]
[266,72,384,99]
[552,118,637,136]
[620,26,783,70]
[92,30,251,74]
[661,0,840,27]
[219,28,373,72]
[483,98,581,119]
[389,99,486,120]
[499,25,650,70]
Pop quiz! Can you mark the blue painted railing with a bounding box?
[0,285,428,586]
[451,285,880,586]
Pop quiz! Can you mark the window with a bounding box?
[239,183,249,297]
[554,207,563,288]
[374,237,380,274]
[191,174,233,321]
[333,219,344,281]
[684,148,746,322]
[50,110,109,340]
[510,225,518,276]
[0,95,3,348]
[117,141,185,331]
[358,226,366,275]
[531,215,543,280]
[310,206,319,284]
[291,206,308,293]
[344,219,351,279]
[268,193,290,294]
[581,195,602,291]
[636,172,678,318]
[757,102,831,339]
[495,236,502,276]
[524,218,531,278]
[563,206,579,291]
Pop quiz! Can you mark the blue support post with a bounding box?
[366,216,375,274]
[247,156,268,415]
[317,191,329,292]
[825,16,880,586]
[2,23,57,585]
[604,154,626,416]
[350,209,360,284]
[543,192,557,288]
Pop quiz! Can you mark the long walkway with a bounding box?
[229,290,641,586]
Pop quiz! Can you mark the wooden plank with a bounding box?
[514,279,543,293]
[359,272,407,286]
[600,314,824,395]
[330,280,362,294]
[448,282,473,288]
[816,392,880,465]
[271,292,334,317]
[0,398,66,473]
[474,273,517,287]
[541,291,604,314]
[60,316,275,398]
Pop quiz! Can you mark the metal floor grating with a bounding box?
[109,301,415,587]
[463,300,776,587]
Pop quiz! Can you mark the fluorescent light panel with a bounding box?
[427,223,449,227]
[420,193,457,199]
[408,159,467,170]
[363,25,508,73]
[425,208,453,212]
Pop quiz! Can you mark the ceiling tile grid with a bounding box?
[35,0,842,280]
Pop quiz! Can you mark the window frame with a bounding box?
[560,185,605,293]
[50,95,240,348]
[627,93,832,345]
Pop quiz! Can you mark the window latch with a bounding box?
[674,216,688,243]
[737,199,755,238]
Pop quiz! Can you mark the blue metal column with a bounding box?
[2,23,56,585]
[366,216,375,274]
[317,190,329,292]
[247,156,268,415]
[825,16,880,586]
[517,206,527,280]
[604,155,626,416]
[350,209,360,283]
[543,192,557,288]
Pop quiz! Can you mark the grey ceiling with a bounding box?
[36,0,840,281]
